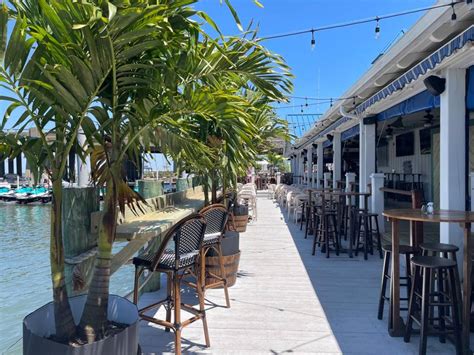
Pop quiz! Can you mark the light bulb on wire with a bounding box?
[451,1,457,21]
[375,18,380,39]
[310,29,315,50]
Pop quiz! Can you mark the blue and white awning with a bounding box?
[341,124,360,141]
[356,25,474,116]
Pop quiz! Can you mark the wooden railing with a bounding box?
[380,187,424,245]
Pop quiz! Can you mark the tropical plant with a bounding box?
[171,35,293,202]
[0,0,292,346]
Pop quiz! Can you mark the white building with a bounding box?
[289,1,474,251]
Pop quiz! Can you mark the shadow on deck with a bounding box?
[137,195,467,354]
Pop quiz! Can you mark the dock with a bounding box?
[138,195,470,354]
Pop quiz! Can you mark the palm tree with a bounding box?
[1,0,293,345]
[0,0,122,340]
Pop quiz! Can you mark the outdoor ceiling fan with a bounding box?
[423,109,434,128]
[391,116,404,128]
[385,125,394,139]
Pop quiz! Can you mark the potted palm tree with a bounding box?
[1,0,213,353]
[2,1,293,353]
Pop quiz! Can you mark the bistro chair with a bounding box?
[132,214,209,355]
[196,204,231,308]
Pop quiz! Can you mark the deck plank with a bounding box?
[138,194,468,354]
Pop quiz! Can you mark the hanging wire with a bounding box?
[261,2,462,41]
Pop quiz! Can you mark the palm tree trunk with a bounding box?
[79,179,116,342]
[203,175,209,205]
[211,170,217,204]
[50,178,76,340]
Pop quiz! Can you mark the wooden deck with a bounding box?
[138,194,468,354]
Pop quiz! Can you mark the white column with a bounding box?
[359,120,365,195]
[306,146,313,187]
[345,172,356,205]
[333,132,341,189]
[359,121,376,209]
[440,68,466,260]
[298,153,304,184]
[370,173,385,234]
[77,128,90,187]
[324,172,332,189]
[250,166,256,185]
[276,172,281,185]
[316,143,324,188]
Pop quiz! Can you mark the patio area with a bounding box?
[138,194,467,354]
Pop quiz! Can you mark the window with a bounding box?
[396,132,414,157]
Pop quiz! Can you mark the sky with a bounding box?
[1,0,436,171]
[195,0,435,137]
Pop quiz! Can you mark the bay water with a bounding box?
[0,203,134,354]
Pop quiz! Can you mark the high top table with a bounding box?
[383,209,474,354]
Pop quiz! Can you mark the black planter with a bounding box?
[23,295,139,355]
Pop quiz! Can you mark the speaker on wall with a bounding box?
[423,75,446,96]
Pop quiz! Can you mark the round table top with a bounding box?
[383,209,474,223]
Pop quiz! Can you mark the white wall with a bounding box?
[377,126,432,201]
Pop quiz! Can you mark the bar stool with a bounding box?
[198,204,231,308]
[354,211,383,260]
[420,242,459,261]
[420,242,460,322]
[133,214,209,355]
[405,255,462,355]
[378,244,419,320]
[312,202,339,258]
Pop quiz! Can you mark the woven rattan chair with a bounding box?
[197,203,231,308]
[132,214,209,355]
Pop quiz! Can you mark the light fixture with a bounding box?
[385,126,393,139]
[451,1,457,21]
[423,109,434,128]
[310,29,316,50]
[326,134,334,142]
[375,18,380,39]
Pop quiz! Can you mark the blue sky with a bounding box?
[1,0,435,171]
[196,0,434,137]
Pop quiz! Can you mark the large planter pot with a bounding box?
[23,294,139,355]
[228,204,248,233]
[206,231,241,287]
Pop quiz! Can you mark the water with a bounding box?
[0,204,134,354]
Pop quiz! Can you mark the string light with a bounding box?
[261,2,462,41]
[451,1,457,21]
[375,17,381,39]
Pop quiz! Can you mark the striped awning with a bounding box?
[341,124,360,141]
[356,25,474,116]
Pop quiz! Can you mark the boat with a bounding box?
[15,187,52,204]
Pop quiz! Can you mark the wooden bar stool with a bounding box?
[312,195,339,258]
[133,214,209,355]
[419,242,460,324]
[405,256,462,355]
[378,244,419,320]
[354,211,383,260]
